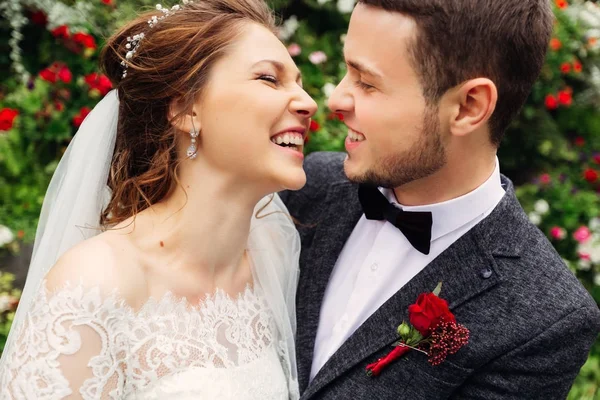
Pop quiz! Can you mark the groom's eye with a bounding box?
[355,79,375,91]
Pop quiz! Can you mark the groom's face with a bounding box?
[328,3,447,188]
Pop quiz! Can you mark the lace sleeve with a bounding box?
[0,281,124,399]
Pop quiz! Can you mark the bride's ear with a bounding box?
[168,98,201,135]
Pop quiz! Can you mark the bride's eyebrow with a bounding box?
[252,59,302,83]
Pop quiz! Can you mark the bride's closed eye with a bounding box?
[258,74,278,85]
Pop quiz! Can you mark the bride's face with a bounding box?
[193,22,317,192]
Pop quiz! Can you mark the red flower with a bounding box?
[73,107,91,127]
[39,68,57,83]
[365,345,411,377]
[30,11,47,26]
[309,120,320,132]
[366,282,470,377]
[573,60,583,73]
[84,73,113,96]
[327,112,344,121]
[72,32,97,50]
[584,168,598,183]
[555,0,568,9]
[560,62,571,74]
[544,94,558,110]
[408,293,455,336]
[57,66,72,84]
[550,38,562,51]
[574,136,585,147]
[17,230,25,239]
[540,173,552,184]
[51,25,70,39]
[102,0,113,4]
[0,108,19,131]
[558,90,572,106]
[54,101,65,112]
[593,154,600,164]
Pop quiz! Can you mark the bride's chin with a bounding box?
[278,173,307,192]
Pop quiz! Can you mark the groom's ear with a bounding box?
[168,97,202,135]
[447,78,497,138]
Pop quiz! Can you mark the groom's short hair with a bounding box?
[358,0,553,147]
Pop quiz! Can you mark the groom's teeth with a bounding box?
[348,128,366,142]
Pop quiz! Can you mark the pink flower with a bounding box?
[550,226,566,240]
[574,226,592,243]
[309,51,327,65]
[287,43,301,57]
[579,252,591,261]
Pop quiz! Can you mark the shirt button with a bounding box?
[371,262,379,271]
[481,268,493,279]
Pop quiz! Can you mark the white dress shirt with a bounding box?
[310,159,507,381]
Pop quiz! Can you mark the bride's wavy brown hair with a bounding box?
[99,0,275,227]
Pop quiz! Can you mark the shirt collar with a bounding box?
[380,158,506,241]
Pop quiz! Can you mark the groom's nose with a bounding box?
[327,74,353,115]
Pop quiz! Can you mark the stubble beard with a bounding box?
[345,105,447,189]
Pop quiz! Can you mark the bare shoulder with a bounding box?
[45,231,145,301]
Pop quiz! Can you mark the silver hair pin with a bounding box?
[121,1,194,79]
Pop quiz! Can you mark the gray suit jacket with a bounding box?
[281,152,600,400]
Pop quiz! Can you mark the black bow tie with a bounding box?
[358,184,433,255]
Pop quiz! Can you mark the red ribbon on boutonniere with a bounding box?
[366,282,470,377]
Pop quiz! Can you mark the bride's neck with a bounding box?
[125,165,265,282]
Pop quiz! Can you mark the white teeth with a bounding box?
[271,132,304,146]
[348,128,366,142]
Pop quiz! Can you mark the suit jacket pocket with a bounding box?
[399,353,473,399]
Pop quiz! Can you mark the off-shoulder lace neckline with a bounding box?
[41,279,260,315]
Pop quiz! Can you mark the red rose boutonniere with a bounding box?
[366,282,469,377]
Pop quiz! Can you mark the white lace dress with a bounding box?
[0,280,289,399]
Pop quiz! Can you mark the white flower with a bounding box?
[577,233,600,263]
[309,51,327,65]
[533,199,550,215]
[278,15,299,41]
[337,0,356,13]
[0,225,14,247]
[594,273,600,286]
[322,83,337,98]
[589,217,600,232]
[528,212,541,226]
[317,0,331,4]
[0,295,10,313]
[340,34,347,44]
[578,258,592,271]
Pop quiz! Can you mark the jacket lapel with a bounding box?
[295,182,363,392]
[302,177,526,399]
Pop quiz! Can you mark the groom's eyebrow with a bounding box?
[345,58,382,80]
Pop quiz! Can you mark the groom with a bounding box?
[281,0,600,399]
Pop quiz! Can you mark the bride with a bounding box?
[0,0,316,398]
